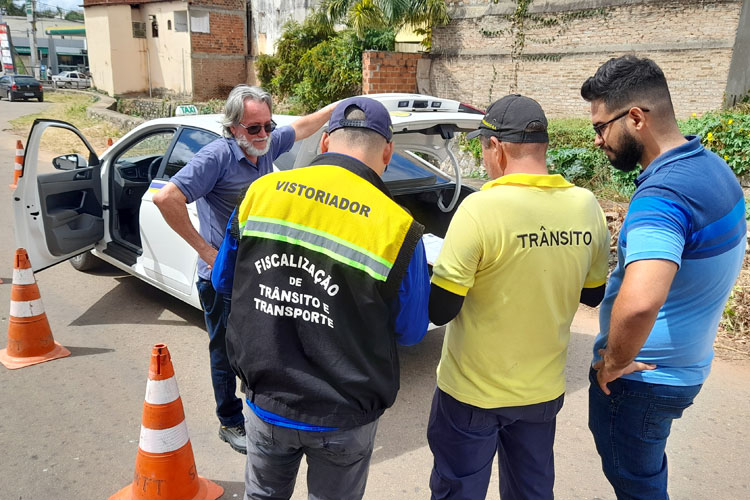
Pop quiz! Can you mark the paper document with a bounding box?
[422,233,444,266]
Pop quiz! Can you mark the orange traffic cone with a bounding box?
[110,344,223,500]
[0,249,70,369]
[10,139,23,189]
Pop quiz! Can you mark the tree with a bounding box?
[64,11,84,22]
[0,0,25,16]
[321,0,449,43]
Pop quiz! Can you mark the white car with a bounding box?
[51,71,91,89]
[13,94,483,309]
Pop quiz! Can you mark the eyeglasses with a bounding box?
[239,120,276,135]
[593,108,649,138]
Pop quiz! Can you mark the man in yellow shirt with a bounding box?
[427,94,610,499]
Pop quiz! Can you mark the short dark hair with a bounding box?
[581,55,674,112]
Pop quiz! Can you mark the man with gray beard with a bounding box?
[154,84,333,454]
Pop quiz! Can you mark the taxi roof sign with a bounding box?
[175,104,198,116]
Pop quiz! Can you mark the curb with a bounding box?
[53,88,146,132]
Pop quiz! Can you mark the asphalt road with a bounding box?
[1,98,749,499]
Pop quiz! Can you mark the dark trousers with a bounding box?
[196,278,244,427]
[243,410,378,500]
[427,387,564,500]
[588,367,701,500]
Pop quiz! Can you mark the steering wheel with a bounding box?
[148,157,163,181]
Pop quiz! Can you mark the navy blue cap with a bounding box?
[466,94,548,143]
[328,97,393,142]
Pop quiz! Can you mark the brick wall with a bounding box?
[362,51,423,94]
[192,56,248,100]
[429,0,745,118]
[191,12,246,54]
[190,2,248,101]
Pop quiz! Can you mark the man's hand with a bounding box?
[201,247,218,269]
[592,348,656,395]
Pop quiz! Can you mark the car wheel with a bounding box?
[8,92,15,102]
[38,95,44,102]
[65,82,72,89]
[70,251,102,272]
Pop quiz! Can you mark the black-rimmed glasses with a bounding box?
[239,120,276,135]
[593,108,649,138]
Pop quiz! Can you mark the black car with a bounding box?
[0,74,44,102]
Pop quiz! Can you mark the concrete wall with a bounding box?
[139,1,193,96]
[726,0,750,107]
[431,0,745,117]
[85,5,146,95]
[250,0,320,55]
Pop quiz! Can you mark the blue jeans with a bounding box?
[196,278,244,427]
[427,387,563,500]
[243,410,378,500]
[588,367,702,500]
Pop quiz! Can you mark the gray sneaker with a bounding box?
[219,424,247,455]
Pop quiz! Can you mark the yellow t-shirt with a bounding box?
[431,173,609,408]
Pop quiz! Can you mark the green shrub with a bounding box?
[256,54,280,95]
[456,118,639,200]
[679,111,750,176]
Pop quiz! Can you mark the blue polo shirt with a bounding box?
[594,136,746,386]
[170,126,296,279]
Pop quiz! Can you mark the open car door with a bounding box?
[12,119,103,272]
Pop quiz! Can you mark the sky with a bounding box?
[15,0,84,13]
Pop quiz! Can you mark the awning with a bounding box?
[44,27,86,36]
[15,46,86,56]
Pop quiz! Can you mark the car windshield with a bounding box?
[15,77,37,84]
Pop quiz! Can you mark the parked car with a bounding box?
[51,71,91,89]
[0,74,44,102]
[13,94,483,309]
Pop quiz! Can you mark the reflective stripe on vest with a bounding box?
[242,215,393,281]
[238,165,414,282]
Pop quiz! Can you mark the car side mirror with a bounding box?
[52,153,88,171]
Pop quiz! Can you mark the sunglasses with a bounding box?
[239,120,276,135]
[593,108,649,138]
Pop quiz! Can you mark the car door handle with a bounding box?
[74,170,91,180]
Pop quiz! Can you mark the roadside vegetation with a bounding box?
[9,91,124,156]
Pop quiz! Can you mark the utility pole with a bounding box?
[26,0,38,78]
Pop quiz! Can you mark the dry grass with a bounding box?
[9,91,125,157]
[717,255,750,359]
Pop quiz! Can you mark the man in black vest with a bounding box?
[223,97,430,499]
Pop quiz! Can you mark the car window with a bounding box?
[15,77,37,85]
[114,131,176,180]
[160,128,218,179]
[0,76,7,84]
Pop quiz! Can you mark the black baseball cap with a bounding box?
[328,97,393,142]
[466,94,548,143]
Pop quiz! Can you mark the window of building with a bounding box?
[174,11,187,32]
[190,11,209,34]
[132,22,146,39]
[167,20,172,30]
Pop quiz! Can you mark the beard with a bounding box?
[236,134,271,158]
[606,130,643,172]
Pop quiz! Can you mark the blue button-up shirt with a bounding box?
[171,126,296,279]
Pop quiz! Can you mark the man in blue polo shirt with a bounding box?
[154,84,333,454]
[581,55,746,499]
